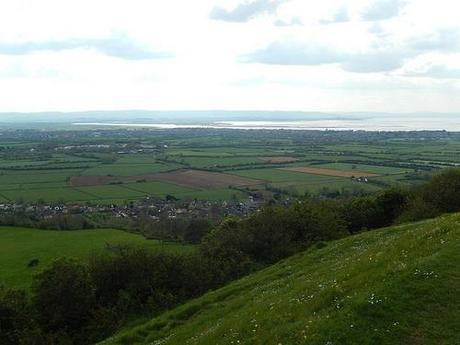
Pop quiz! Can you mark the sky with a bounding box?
[0,0,459,113]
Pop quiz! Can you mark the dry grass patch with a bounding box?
[258,156,298,163]
[151,170,262,189]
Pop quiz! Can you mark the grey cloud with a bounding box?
[274,17,302,27]
[242,41,344,65]
[341,51,407,73]
[210,0,286,22]
[244,40,410,73]
[320,7,349,25]
[405,65,460,79]
[361,0,406,21]
[410,28,460,52]
[0,34,173,60]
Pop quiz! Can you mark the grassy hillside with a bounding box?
[103,213,460,345]
[0,227,193,289]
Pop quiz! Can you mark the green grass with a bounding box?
[1,187,93,202]
[76,185,148,199]
[230,168,378,195]
[81,163,177,176]
[115,154,160,164]
[176,156,261,169]
[123,181,197,196]
[0,170,79,185]
[313,162,411,175]
[0,227,194,289]
[167,149,235,157]
[178,188,248,201]
[270,180,381,195]
[231,168,347,183]
[0,160,53,168]
[103,213,460,345]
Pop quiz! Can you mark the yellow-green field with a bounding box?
[0,227,193,289]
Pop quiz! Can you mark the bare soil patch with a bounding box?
[258,156,298,163]
[70,169,262,189]
[151,170,263,189]
[281,166,379,178]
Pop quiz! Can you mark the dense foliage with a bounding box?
[1,169,460,344]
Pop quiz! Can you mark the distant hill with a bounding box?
[102,213,460,345]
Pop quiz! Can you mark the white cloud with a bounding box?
[320,7,349,25]
[0,33,173,60]
[243,40,344,65]
[0,0,459,112]
[361,0,407,21]
[210,0,287,22]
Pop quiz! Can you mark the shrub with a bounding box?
[32,258,95,336]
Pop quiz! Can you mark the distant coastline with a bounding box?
[72,117,460,131]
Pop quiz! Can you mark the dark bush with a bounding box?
[33,258,95,337]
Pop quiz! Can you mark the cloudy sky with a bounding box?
[0,0,459,113]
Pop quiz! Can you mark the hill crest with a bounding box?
[103,213,460,345]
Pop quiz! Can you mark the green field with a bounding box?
[0,227,193,289]
[81,163,177,176]
[104,213,460,345]
[175,156,261,169]
[313,162,411,175]
[229,168,347,183]
[1,187,93,203]
[76,185,148,200]
[123,181,197,195]
[178,188,247,201]
[0,130,458,203]
[269,179,381,195]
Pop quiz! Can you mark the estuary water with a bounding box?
[72,113,460,131]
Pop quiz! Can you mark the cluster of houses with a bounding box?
[0,195,265,223]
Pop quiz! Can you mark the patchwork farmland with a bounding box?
[0,129,458,204]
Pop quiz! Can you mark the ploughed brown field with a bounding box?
[70,174,160,187]
[281,166,380,178]
[258,156,298,163]
[151,170,262,188]
[70,169,262,189]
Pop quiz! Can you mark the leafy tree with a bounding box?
[33,258,95,337]
[422,169,460,213]
[89,248,188,314]
[0,286,31,344]
[183,219,212,244]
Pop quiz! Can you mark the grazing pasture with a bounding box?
[1,187,93,203]
[0,227,194,289]
[282,166,380,178]
[81,162,177,176]
[123,181,197,196]
[231,168,346,183]
[173,156,261,169]
[69,173,174,187]
[314,162,411,175]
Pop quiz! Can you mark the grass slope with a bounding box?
[103,214,460,345]
[0,227,193,289]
